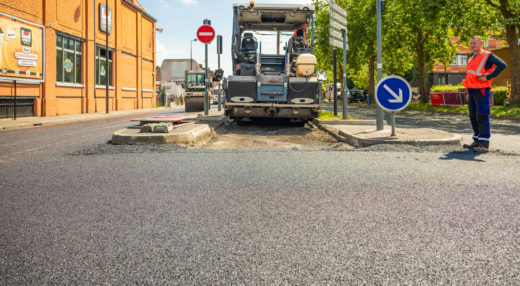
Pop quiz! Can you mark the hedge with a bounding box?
[430,84,508,105]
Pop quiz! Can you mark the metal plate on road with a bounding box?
[375,75,412,112]
[132,114,190,123]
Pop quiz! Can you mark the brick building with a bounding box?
[0,0,156,118]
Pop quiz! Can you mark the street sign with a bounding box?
[330,2,347,18]
[375,75,412,112]
[330,11,347,26]
[329,37,347,50]
[330,29,344,41]
[328,0,349,119]
[197,25,215,44]
[330,19,347,32]
[328,1,348,51]
[216,35,223,54]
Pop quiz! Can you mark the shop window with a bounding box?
[56,35,82,84]
[96,46,113,86]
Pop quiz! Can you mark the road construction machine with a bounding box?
[224,2,323,123]
[184,70,212,112]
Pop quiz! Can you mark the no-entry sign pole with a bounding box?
[197,20,215,116]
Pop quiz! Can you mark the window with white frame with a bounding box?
[56,35,82,84]
[95,46,113,86]
[451,54,468,66]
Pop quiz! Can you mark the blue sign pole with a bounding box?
[375,75,412,136]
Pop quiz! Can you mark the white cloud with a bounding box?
[156,39,168,65]
[285,0,312,3]
[159,0,169,8]
[180,0,198,4]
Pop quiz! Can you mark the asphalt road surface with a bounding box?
[1,108,519,285]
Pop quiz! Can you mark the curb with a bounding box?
[314,120,463,147]
[0,106,184,132]
[111,118,227,146]
[336,129,463,147]
[111,124,213,145]
[314,118,375,125]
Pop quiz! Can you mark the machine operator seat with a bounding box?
[241,32,257,56]
[289,36,309,54]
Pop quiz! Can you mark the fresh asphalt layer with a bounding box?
[1,107,519,284]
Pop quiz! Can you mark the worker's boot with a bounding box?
[464,141,480,149]
[473,142,489,153]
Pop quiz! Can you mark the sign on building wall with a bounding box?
[99,3,113,34]
[0,12,45,82]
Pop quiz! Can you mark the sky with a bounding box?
[140,0,312,76]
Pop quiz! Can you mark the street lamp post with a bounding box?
[190,38,197,71]
[105,0,109,114]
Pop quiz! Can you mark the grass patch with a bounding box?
[408,102,520,118]
[319,110,351,120]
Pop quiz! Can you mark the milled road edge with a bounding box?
[313,119,463,147]
[309,121,354,146]
[314,118,375,125]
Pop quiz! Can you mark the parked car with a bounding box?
[348,89,366,103]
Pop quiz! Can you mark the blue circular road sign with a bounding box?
[375,75,412,112]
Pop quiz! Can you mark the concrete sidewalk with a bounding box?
[314,119,462,147]
[0,105,186,131]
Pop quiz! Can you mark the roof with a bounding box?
[123,0,156,22]
[130,0,145,10]
[160,59,205,82]
[234,3,314,32]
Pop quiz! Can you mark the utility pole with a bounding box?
[333,48,338,116]
[342,28,348,119]
[376,0,384,130]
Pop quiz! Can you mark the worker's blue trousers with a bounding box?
[468,88,491,144]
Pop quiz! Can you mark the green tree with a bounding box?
[382,0,458,102]
[481,0,520,105]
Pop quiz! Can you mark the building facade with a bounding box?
[0,0,156,118]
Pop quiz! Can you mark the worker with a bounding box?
[291,21,308,47]
[462,36,506,153]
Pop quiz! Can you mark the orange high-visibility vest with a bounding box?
[291,27,307,40]
[462,51,494,89]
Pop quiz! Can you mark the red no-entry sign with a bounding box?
[197,25,215,44]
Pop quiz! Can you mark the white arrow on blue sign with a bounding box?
[375,75,412,112]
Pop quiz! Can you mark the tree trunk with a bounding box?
[417,43,429,103]
[417,43,430,103]
[368,55,375,102]
[505,25,520,105]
